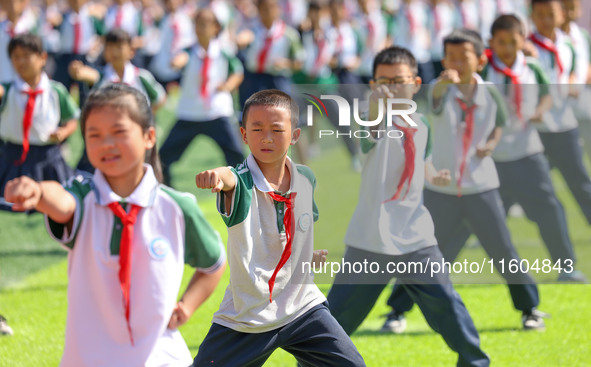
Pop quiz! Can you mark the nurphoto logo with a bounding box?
[304,94,418,139]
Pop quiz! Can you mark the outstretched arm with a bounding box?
[196,167,236,213]
[4,176,76,224]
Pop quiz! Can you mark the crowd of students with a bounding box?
[1,0,590,366]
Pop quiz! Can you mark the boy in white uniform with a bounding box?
[194,89,365,366]
[560,0,591,160]
[326,46,490,367]
[385,29,547,331]
[529,0,591,227]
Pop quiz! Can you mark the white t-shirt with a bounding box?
[425,74,507,196]
[46,165,225,367]
[213,154,326,333]
[345,114,437,256]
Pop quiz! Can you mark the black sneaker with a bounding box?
[522,309,550,331]
[381,311,407,334]
[0,315,13,336]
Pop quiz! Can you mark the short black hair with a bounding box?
[531,0,562,7]
[242,89,299,128]
[105,28,132,45]
[372,46,418,78]
[491,14,526,37]
[8,33,44,57]
[444,28,485,57]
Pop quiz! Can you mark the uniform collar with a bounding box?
[246,153,295,193]
[93,163,159,207]
[195,38,220,59]
[492,50,526,75]
[449,73,488,107]
[15,72,50,92]
[533,29,565,47]
[104,62,136,84]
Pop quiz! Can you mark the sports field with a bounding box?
[0,97,590,366]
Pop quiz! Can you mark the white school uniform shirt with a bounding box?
[431,2,461,61]
[93,62,166,107]
[330,21,358,70]
[176,39,243,121]
[565,22,591,121]
[46,164,226,367]
[483,52,550,162]
[425,73,507,196]
[281,0,308,28]
[354,9,387,77]
[0,9,39,83]
[59,5,101,55]
[457,0,479,31]
[41,3,61,53]
[300,27,338,79]
[244,20,304,76]
[345,114,437,256]
[104,2,143,38]
[530,30,578,132]
[213,155,326,333]
[392,1,431,64]
[149,10,196,82]
[0,73,79,145]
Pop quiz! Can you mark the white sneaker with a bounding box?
[0,315,14,336]
[381,312,407,334]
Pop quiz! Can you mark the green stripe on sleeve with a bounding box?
[218,165,253,227]
[296,165,319,222]
[160,187,225,270]
[51,81,80,124]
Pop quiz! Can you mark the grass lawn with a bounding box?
[0,96,590,366]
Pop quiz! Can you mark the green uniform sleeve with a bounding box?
[286,27,305,63]
[567,41,577,75]
[0,82,12,114]
[223,51,244,76]
[217,164,254,227]
[528,59,551,99]
[420,115,432,160]
[45,174,93,249]
[487,85,509,128]
[51,81,80,124]
[92,17,106,36]
[160,187,225,271]
[296,165,319,222]
[138,68,166,105]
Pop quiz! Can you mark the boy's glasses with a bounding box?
[374,76,415,85]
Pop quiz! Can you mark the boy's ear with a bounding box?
[291,128,301,145]
[240,126,248,144]
[413,76,422,94]
[369,78,377,92]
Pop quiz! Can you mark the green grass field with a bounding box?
[1,96,590,366]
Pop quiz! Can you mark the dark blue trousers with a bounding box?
[388,189,540,315]
[53,53,92,107]
[327,246,489,367]
[238,72,292,109]
[419,153,575,265]
[539,128,591,224]
[159,117,244,186]
[192,302,366,367]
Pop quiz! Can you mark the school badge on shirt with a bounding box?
[149,237,170,260]
[298,213,312,232]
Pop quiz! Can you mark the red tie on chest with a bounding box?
[16,89,43,165]
[528,34,564,75]
[107,202,142,346]
[384,123,417,202]
[455,98,476,198]
[485,49,522,121]
[267,192,296,303]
